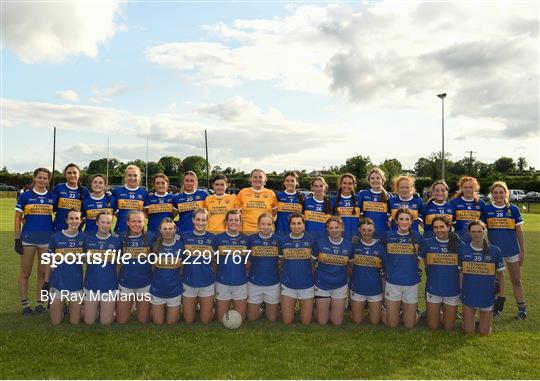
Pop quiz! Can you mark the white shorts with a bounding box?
[350,290,383,303]
[50,287,83,302]
[385,281,419,304]
[281,284,314,300]
[83,288,118,302]
[426,292,460,306]
[504,253,520,263]
[247,282,280,304]
[150,294,182,307]
[215,282,248,301]
[119,284,151,297]
[182,283,215,298]
[315,284,348,299]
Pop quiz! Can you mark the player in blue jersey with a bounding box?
[182,208,216,324]
[14,168,57,316]
[53,163,88,231]
[304,177,332,239]
[420,181,455,238]
[357,168,390,239]
[82,174,115,232]
[383,208,423,329]
[350,218,385,325]
[112,165,148,233]
[150,218,183,325]
[83,212,122,325]
[459,220,505,336]
[279,213,316,325]
[484,181,527,320]
[144,174,177,234]
[175,171,208,232]
[275,171,304,236]
[419,216,461,331]
[332,173,360,239]
[388,175,423,232]
[313,216,353,326]
[116,210,156,324]
[450,176,485,241]
[247,213,281,321]
[45,209,85,325]
[214,210,250,322]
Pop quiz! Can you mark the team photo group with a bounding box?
[14,163,527,336]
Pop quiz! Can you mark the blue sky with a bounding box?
[2,1,539,174]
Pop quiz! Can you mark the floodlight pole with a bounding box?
[437,93,447,181]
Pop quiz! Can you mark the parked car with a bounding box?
[0,183,17,191]
[523,191,540,202]
[509,189,527,201]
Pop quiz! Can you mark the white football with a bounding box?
[222,309,242,329]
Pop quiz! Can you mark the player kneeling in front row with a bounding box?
[419,216,461,331]
[280,213,316,325]
[46,209,85,325]
[83,212,122,325]
[214,210,250,322]
[150,218,183,325]
[247,213,281,321]
[460,220,505,336]
[349,218,385,325]
[314,216,352,326]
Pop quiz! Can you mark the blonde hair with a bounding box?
[123,165,142,186]
[392,175,416,194]
[490,181,510,206]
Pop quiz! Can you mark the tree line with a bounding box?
[0,152,537,193]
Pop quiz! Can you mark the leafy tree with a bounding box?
[183,155,210,179]
[341,155,372,181]
[379,159,402,182]
[517,157,528,172]
[493,157,516,174]
[158,156,184,177]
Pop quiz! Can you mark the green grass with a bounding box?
[1,198,539,379]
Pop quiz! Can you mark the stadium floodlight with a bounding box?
[437,93,447,181]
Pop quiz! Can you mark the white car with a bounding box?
[509,189,526,201]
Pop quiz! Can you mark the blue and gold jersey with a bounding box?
[112,186,147,233]
[175,190,208,232]
[275,191,303,235]
[181,231,215,288]
[331,194,360,239]
[482,203,523,257]
[53,183,89,231]
[48,230,85,292]
[248,233,280,286]
[388,195,423,232]
[420,201,454,238]
[459,242,505,309]
[82,193,115,233]
[150,239,184,299]
[279,232,315,290]
[383,230,423,286]
[303,196,331,239]
[350,240,385,296]
[144,192,176,234]
[419,237,461,297]
[118,231,156,289]
[83,233,122,292]
[450,197,485,240]
[16,188,57,244]
[357,189,389,238]
[314,236,353,290]
[214,232,250,286]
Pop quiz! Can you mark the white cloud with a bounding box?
[55,90,79,102]
[145,2,539,140]
[2,1,124,63]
